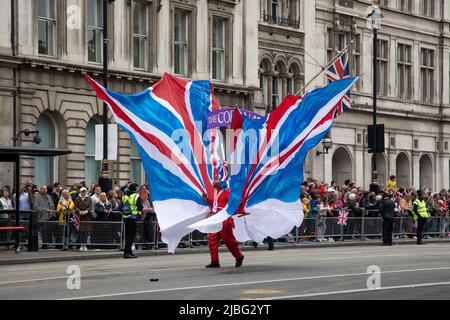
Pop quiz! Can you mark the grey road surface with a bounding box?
[1,243,450,300]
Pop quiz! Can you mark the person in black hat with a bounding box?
[379,192,395,246]
[413,190,429,244]
[121,183,143,258]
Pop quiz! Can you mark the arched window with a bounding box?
[259,60,270,109]
[396,152,411,188]
[130,140,145,185]
[372,153,387,187]
[419,154,433,190]
[288,62,304,95]
[332,147,353,187]
[85,118,101,185]
[35,113,57,186]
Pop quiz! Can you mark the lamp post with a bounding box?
[99,0,115,192]
[316,136,333,156]
[367,2,382,188]
[12,129,42,145]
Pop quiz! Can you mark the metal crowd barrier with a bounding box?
[2,209,449,250]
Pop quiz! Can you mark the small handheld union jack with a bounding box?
[325,51,351,118]
[215,160,229,190]
[337,210,349,226]
[70,214,81,232]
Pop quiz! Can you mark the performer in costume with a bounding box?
[204,170,244,269]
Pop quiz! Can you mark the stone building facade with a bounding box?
[303,0,450,191]
[0,0,449,191]
[0,0,260,188]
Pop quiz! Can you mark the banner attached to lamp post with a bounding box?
[207,108,263,129]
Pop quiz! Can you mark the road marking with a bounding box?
[1,243,446,272]
[3,249,450,285]
[263,281,450,300]
[60,266,450,300]
[0,276,68,285]
[242,290,283,294]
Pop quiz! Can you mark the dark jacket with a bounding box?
[74,196,93,222]
[347,199,363,217]
[94,202,113,221]
[379,198,395,219]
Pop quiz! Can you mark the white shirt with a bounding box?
[0,197,13,210]
[91,194,100,211]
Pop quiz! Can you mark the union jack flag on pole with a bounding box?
[325,50,351,118]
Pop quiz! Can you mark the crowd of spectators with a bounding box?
[1,175,450,250]
[0,180,158,251]
[298,176,450,242]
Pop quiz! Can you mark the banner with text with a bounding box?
[207,108,264,129]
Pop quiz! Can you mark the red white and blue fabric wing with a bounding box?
[190,77,358,243]
[85,73,221,253]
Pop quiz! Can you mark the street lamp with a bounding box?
[99,0,115,193]
[12,129,41,145]
[367,2,383,190]
[316,136,333,156]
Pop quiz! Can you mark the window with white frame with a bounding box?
[38,0,56,56]
[396,43,412,99]
[421,48,435,102]
[85,118,101,185]
[174,10,188,76]
[36,113,57,186]
[133,1,148,69]
[88,0,103,63]
[377,39,389,96]
[327,30,361,90]
[421,0,435,17]
[212,16,226,81]
[261,0,300,28]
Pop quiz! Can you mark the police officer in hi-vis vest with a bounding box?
[413,190,429,245]
[122,183,143,258]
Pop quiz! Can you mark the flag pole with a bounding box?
[296,41,354,96]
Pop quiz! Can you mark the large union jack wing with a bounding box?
[85,73,221,253]
[189,77,358,243]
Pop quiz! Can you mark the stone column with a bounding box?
[355,146,365,188]
[388,149,397,179]
[412,151,420,189]
[155,0,171,74]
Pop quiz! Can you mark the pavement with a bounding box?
[1,241,450,300]
[0,237,449,266]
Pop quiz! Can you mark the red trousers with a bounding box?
[208,217,243,262]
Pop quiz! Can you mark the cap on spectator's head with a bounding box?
[80,187,87,192]
[327,188,335,193]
